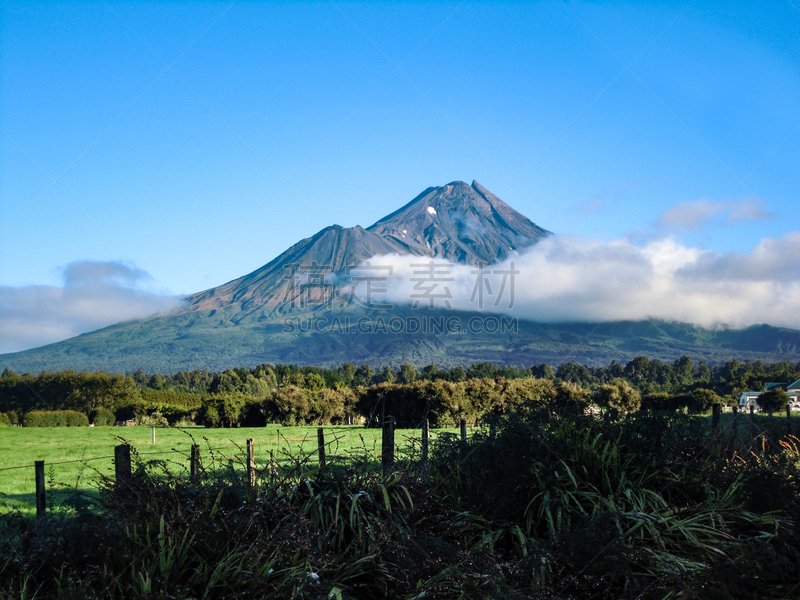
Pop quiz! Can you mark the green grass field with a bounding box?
[0,425,456,516]
[6,411,796,517]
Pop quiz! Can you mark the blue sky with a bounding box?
[2,1,800,352]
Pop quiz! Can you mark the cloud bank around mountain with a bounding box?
[4,230,800,356]
[360,231,800,330]
[0,261,180,354]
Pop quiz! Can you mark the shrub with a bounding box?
[64,411,89,426]
[137,411,169,427]
[23,410,89,427]
[0,412,10,426]
[91,407,115,426]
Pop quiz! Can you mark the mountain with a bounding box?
[182,180,550,320]
[2,180,800,374]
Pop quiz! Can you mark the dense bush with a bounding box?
[197,392,254,427]
[140,388,203,409]
[136,411,169,427]
[90,407,115,426]
[356,377,556,428]
[22,410,89,427]
[427,410,800,598]
[153,404,196,425]
[0,370,140,415]
[0,412,10,426]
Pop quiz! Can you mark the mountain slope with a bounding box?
[183,225,399,318]
[4,314,800,373]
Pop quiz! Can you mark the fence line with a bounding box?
[3,419,487,519]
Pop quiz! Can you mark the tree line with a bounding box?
[1,356,798,427]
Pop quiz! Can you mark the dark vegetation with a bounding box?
[3,402,800,598]
[2,356,799,428]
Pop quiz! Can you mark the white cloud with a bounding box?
[357,231,800,330]
[0,261,181,354]
[657,197,775,229]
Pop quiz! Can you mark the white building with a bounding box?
[739,379,800,410]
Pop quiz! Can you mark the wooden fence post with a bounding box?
[190,444,200,482]
[317,428,326,468]
[732,406,738,437]
[460,419,467,443]
[114,444,131,483]
[787,404,792,435]
[246,438,255,488]
[152,427,156,445]
[750,405,756,438]
[35,460,46,520]
[489,422,497,441]
[421,418,429,463]
[712,404,721,433]
[382,417,395,472]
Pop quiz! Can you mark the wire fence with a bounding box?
[7,405,794,517]
[0,420,471,516]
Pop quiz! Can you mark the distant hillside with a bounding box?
[2,180,799,373]
[4,311,800,374]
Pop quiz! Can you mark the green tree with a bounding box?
[244,374,271,398]
[303,372,326,391]
[552,381,591,417]
[376,367,397,385]
[421,364,443,381]
[530,363,555,380]
[209,371,241,394]
[757,388,790,417]
[339,363,357,384]
[354,364,375,387]
[282,372,306,388]
[448,366,467,382]
[690,388,722,414]
[597,378,641,418]
[624,357,651,386]
[398,363,418,384]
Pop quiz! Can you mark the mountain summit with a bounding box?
[368,180,550,263]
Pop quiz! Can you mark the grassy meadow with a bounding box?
[0,424,455,516]
[2,410,798,517]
